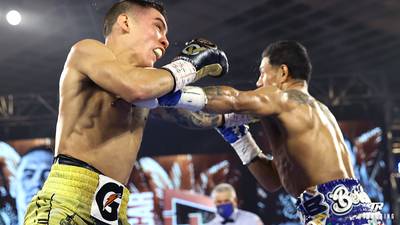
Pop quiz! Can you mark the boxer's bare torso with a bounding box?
[259,89,354,196]
[202,55,355,197]
[54,5,172,185]
[56,60,149,184]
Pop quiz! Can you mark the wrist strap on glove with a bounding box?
[231,132,263,165]
[223,113,257,128]
[162,60,196,92]
[133,86,207,111]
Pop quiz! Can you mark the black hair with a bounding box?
[262,40,312,82]
[103,0,166,37]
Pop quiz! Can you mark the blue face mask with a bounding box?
[216,202,234,219]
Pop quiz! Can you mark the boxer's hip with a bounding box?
[24,154,130,225]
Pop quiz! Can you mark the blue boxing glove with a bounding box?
[217,124,249,143]
[216,124,271,165]
[133,86,207,111]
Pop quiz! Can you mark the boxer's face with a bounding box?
[213,191,237,208]
[125,6,169,67]
[257,57,283,88]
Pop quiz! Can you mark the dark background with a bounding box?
[0,0,399,140]
[0,0,399,223]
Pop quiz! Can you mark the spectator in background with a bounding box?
[15,146,53,225]
[206,183,263,225]
[0,141,20,225]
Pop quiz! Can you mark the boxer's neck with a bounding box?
[105,35,140,66]
[282,80,308,94]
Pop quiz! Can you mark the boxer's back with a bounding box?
[55,60,148,184]
[261,90,354,196]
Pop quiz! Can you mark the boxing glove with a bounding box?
[216,124,272,165]
[162,38,229,92]
[134,86,206,111]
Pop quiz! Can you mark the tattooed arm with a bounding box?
[150,108,223,130]
[203,85,285,116]
[149,87,309,127]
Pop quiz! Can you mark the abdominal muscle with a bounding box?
[55,90,149,185]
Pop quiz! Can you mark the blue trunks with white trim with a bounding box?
[296,178,384,225]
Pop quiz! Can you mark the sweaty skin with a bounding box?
[202,57,355,197]
[55,6,172,184]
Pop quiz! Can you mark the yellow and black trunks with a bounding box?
[24,154,130,225]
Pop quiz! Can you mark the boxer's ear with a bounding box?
[116,14,130,33]
[280,64,289,82]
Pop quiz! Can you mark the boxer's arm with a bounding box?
[202,86,283,116]
[216,124,281,192]
[67,39,174,102]
[247,157,282,192]
[150,108,223,129]
[150,108,259,129]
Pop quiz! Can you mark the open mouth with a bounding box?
[153,48,163,60]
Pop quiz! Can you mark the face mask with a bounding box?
[216,202,234,219]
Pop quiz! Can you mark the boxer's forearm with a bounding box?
[203,86,266,115]
[248,157,282,192]
[150,108,223,129]
[203,86,240,114]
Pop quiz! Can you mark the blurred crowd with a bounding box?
[0,141,53,225]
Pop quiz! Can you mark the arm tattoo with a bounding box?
[202,86,239,114]
[150,108,222,129]
[284,89,315,106]
[203,86,226,100]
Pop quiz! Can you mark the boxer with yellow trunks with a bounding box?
[25,155,129,224]
[23,0,228,224]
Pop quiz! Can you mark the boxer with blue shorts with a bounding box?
[296,179,383,225]
[147,40,385,224]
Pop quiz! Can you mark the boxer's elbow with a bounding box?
[264,183,282,193]
[248,160,282,193]
[255,179,282,193]
[254,175,282,193]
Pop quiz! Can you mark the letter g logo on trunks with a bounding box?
[90,175,124,225]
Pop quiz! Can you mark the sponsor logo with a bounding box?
[299,192,329,217]
[103,192,122,211]
[182,44,205,56]
[91,175,124,225]
[327,184,371,216]
[95,182,123,221]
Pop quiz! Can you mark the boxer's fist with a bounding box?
[162,38,229,92]
[134,86,207,112]
[216,124,249,144]
[215,124,264,165]
[177,38,228,79]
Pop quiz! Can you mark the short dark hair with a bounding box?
[262,40,312,82]
[103,0,166,37]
